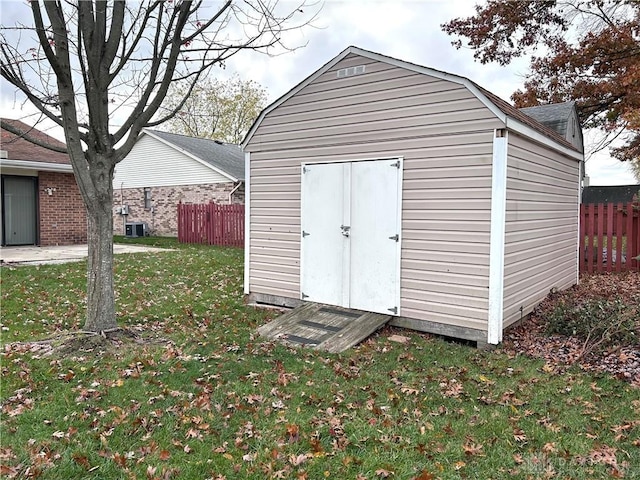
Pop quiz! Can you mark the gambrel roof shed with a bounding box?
[243,46,583,347]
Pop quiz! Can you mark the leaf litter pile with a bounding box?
[502,272,640,386]
[1,244,639,479]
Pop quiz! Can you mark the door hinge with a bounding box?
[389,234,399,242]
[302,166,308,174]
[302,230,310,237]
[390,161,400,168]
[388,306,398,314]
[301,292,309,299]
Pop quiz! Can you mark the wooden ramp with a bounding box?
[257,303,391,353]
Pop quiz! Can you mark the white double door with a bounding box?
[300,158,402,315]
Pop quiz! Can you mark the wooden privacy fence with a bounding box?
[177,202,244,247]
[580,201,639,273]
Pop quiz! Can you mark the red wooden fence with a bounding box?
[177,202,244,247]
[580,201,639,273]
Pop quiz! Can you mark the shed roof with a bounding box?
[519,101,576,137]
[145,129,244,181]
[1,118,69,164]
[243,46,582,160]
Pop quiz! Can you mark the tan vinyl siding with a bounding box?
[247,53,502,332]
[113,134,230,189]
[502,133,579,327]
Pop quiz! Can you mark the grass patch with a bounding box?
[2,239,639,479]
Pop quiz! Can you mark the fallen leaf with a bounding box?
[376,468,394,477]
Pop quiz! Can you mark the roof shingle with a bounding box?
[147,129,244,181]
[1,118,70,164]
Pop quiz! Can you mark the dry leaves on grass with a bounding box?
[502,272,640,385]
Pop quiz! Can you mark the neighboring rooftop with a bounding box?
[519,101,577,138]
[0,118,69,164]
[146,129,244,181]
[474,88,578,152]
[582,184,640,204]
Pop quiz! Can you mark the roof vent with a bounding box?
[337,65,366,78]
[0,150,7,159]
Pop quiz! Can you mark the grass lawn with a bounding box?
[1,238,638,479]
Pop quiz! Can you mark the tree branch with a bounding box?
[0,119,68,154]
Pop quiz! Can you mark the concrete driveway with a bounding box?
[0,243,171,266]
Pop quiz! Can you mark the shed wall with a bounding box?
[502,133,579,327]
[113,134,230,189]
[246,53,503,332]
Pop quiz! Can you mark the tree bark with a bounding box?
[83,157,117,332]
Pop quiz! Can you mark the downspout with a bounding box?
[228,181,242,204]
[121,182,125,236]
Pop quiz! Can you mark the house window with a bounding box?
[144,187,151,209]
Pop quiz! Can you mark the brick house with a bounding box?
[1,119,87,246]
[112,129,244,237]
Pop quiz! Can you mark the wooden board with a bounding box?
[257,303,391,353]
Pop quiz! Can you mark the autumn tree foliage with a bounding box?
[443,1,640,172]
[160,75,267,144]
[0,0,313,334]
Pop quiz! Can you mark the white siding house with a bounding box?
[113,129,244,236]
[242,46,583,346]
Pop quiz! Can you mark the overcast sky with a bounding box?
[1,0,636,185]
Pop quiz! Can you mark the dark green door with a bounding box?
[2,176,38,246]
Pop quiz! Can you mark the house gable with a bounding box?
[113,133,235,189]
[145,130,244,181]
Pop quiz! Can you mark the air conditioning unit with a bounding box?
[125,222,147,238]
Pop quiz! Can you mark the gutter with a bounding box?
[0,158,74,173]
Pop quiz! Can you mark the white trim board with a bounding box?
[487,130,508,345]
[243,151,251,295]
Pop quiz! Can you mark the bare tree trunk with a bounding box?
[83,158,117,332]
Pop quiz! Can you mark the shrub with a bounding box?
[545,296,638,356]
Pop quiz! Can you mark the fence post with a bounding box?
[615,203,623,272]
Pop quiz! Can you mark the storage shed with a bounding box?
[242,46,583,346]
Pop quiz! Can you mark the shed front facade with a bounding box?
[242,47,583,345]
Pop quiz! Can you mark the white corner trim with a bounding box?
[243,151,251,294]
[488,130,508,345]
[394,156,404,316]
[576,160,583,286]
